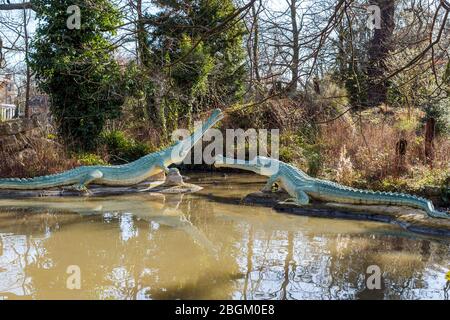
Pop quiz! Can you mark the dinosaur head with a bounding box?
[214,155,279,176]
[170,109,224,164]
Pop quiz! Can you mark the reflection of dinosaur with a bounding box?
[0,109,223,191]
[214,155,450,219]
[0,195,217,254]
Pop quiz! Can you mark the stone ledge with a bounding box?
[243,191,450,237]
[0,114,49,152]
[0,115,46,135]
[0,180,203,199]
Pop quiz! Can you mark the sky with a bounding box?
[0,0,289,80]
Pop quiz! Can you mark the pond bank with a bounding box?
[243,191,450,237]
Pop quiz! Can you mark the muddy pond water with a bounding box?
[0,173,449,300]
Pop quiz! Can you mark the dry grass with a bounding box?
[224,100,449,191]
[0,137,79,179]
[318,109,449,189]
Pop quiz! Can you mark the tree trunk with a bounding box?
[289,0,299,93]
[0,36,3,67]
[424,118,435,168]
[136,0,150,69]
[251,1,261,83]
[23,7,31,118]
[367,0,395,107]
[395,138,407,176]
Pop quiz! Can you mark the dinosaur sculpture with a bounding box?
[214,155,449,219]
[0,109,223,191]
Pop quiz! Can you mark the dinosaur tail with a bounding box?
[327,184,449,219]
[0,169,82,190]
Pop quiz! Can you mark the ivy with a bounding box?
[29,0,124,151]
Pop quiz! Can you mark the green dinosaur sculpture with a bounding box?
[0,109,223,191]
[214,155,449,219]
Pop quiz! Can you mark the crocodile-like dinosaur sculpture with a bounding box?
[214,155,449,219]
[0,109,223,191]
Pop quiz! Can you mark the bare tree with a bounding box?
[2,0,449,117]
[23,4,31,118]
[367,0,395,107]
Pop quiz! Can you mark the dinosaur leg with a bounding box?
[279,189,310,206]
[157,164,171,174]
[71,170,104,192]
[261,175,278,193]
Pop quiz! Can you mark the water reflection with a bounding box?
[0,174,448,300]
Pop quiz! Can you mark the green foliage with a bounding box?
[394,113,420,133]
[299,142,323,177]
[279,129,323,177]
[100,130,152,164]
[122,60,160,128]
[29,0,124,151]
[150,0,246,114]
[308,75,351,119]
[378,168,449,204]
[408,167,449,189]
[334,21,370,107]
[445,61,450,88]
[46,133,57,140]
[173,36,214,97]
[77,153,108,166]
[421,100,450,136]
[343,66,368,107]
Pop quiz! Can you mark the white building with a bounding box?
[0,73,18,121]
[0,104,17,121]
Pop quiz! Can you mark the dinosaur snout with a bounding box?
[214,155,225,167]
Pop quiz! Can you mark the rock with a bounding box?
[420,185,443,197]
[0,116,49,153]
[149,171,166,181]
[147,169,203,193]
[146,183,203,194]
[164,168,185,186]
[0,135,22,152]
[242,190,288,206]
[16,148,38,164]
